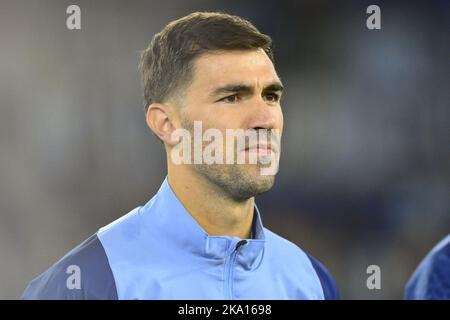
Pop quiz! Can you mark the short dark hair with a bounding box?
[139,12,273,111]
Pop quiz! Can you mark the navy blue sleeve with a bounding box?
[307,254,339,300]
[21,233,118,300]
[405,236,450,300]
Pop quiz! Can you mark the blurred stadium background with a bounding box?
[0,0,449,299]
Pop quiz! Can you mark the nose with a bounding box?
[247,96,278,130]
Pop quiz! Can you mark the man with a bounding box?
[405,234,450,299]
[22,12,338,300]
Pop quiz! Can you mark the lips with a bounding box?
[243,144,277,156]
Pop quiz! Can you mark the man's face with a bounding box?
[175,48,284,201]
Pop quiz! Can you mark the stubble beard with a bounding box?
[179,116,278,202]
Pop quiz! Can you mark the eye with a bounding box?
[264,93,280,103]
[219,94,239,103]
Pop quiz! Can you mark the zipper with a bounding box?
[225,239,248,300]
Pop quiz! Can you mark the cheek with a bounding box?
[184,103,205,121]
[204,109,243,130]
[186,108,229,131]
[183,103,216,125]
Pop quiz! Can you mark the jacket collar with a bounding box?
[140,177,265,270]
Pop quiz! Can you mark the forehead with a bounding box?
[189,49,280,92]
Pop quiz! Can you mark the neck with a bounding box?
[167,165,254,239]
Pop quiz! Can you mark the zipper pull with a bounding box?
[235,239,248,251]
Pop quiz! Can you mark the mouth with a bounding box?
[243,144,277,156]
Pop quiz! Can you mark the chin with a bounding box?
[193,162,278,201]
[228,167,276,200]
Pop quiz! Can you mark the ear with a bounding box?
[145,103,180,147]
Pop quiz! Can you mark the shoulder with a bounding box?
[264,228,339,300]
[405,234,450,300]
[21,233,117,300]
[305,253,340,300]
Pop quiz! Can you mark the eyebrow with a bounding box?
[210,81,284,99]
